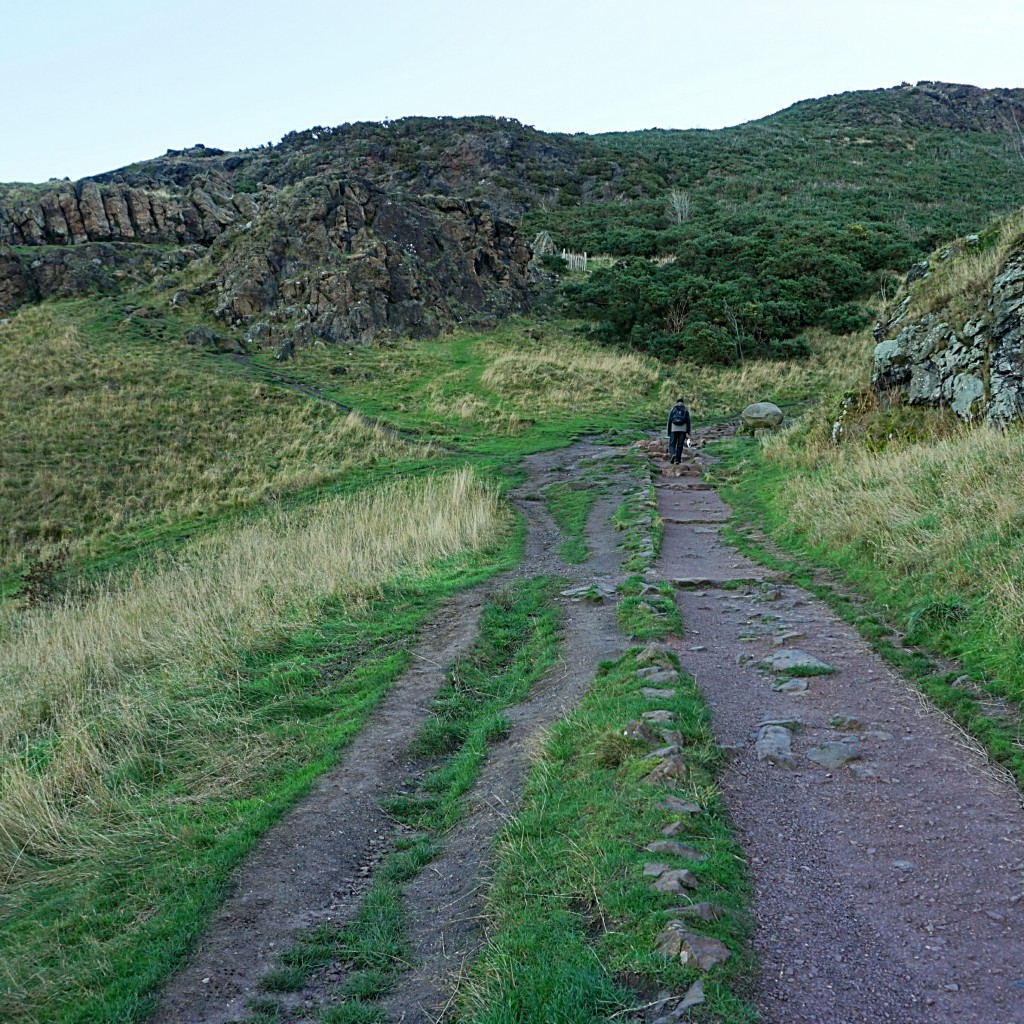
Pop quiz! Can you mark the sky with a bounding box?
[3,0,1024,183]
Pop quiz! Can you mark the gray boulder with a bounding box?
[741,402,784,429]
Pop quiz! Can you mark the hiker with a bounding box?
[666,398,691,464]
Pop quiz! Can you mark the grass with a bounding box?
[0,301,427,576]
[0,470,513,1024]
[258,577,562,1019]
[617,577,683,640]
[543,482,597,564]
[455,650,758,1024]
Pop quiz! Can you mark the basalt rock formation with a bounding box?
[872,236,1024,424]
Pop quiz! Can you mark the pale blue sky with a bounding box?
[3,0,1024,183]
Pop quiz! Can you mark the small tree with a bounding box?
[665,188,691,226]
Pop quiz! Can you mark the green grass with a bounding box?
[259,576,563,1019]
[456,650,758,1024]
[616,575,683,640]
[543,482,597,564]
[0,542,522,1024]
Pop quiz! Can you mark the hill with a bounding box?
[3,82,1024,363]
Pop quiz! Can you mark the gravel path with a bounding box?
[656,438,1024,1024]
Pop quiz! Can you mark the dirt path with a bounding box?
[150,442,631,1024]
[655,437,1024,1024]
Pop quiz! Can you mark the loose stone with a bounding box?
[806,742,861,769]
[643,754,689,785]
[646,840,706,860]
[659,796,701,815]
[644,862,671,877]
[762,649,834,675]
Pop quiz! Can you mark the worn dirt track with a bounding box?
[150,442,632,1024]
[657,436,1024,1024]
[152,428,1024,1024]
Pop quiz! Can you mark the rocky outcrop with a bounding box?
[873,247,1024,425]
[209,178,531,346]
[0,173,254,248]
[0,241,192,312]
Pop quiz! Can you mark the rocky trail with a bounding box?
[654,432,1024,1024]
[152,429,1024,1024]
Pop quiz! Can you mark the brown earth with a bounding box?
[151,428,1024,1024]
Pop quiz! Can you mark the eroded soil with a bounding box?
[656,436,1024,1024]
[153,431,1024,1024]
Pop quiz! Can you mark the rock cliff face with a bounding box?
[0,154,533,338]
[211,178,531,347]
[872,241,1024,424]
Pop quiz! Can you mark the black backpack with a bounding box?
[670,404,689,426]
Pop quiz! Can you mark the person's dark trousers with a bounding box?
[669,431,687,462]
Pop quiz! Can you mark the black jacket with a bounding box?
[667,402,691,435]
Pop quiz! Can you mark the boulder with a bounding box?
[741,402,784,429]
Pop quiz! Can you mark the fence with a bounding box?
[561,249,588,272]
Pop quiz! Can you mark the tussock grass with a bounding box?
[0,470,502,874]
[0,305,419,573]
[480,342,662,411]
[672,327,875,419]
[903,209,1024,325]
[732,424,1024,704]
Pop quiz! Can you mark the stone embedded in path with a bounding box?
[651,980,706,1023]
[653,870,700,894]
[560,582,616,601]
[646,840,706,861]
[672,902,725,923]
[655,921,731,970]
[762,649,834,675]
[638,666,680,685]
[806,742,862,769]
[644,754,689,786]
[659,796,701,815]
[623,720,660,743]
[647,744,682,759]
[644,862,671,877]
[642,709,678,724]
[637,644,672,666]
[830,714,866,731]
[642,687,678,700]
[772,677,809,694]
[756,725,798,768]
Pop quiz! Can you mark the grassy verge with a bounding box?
[713,432,1024,786]
[253,576,562,1021]
[543,482,598,564]
[0,474,517,1024]
[456,648,757,1023]
[617,576,684,640]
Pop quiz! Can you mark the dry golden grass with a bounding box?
[761,424,1024,651]
[480,342,662,412]
[0,469,502,873]
[670,327,876,418]
[902,209,1024,325]
[0,306,421,573]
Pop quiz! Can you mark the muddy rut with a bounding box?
[150,442,631,1024]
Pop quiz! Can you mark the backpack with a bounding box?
[670,404,689,426]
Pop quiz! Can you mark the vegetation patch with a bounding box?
[456,651,757,1023]
[0,471,512,1024]
[0,302,420,576]
[543,482,598,564]
[616,576,683,641]
[261,577,562,1019]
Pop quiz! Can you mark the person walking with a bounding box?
[666,397,691,464]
